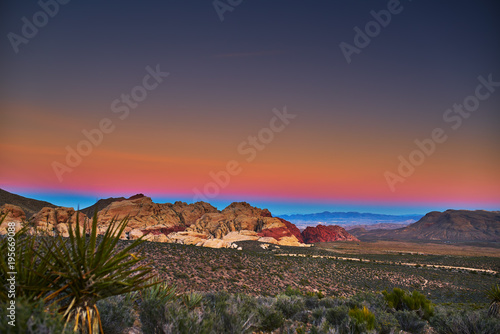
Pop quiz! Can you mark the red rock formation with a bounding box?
[301,224,360,243]
[258,217,304,243]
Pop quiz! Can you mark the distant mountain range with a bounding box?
[350,210,500,242]
[280,211,423,229]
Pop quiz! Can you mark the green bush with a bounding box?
[349,306,376,332]
[324,305,350,328]
[383,288,434,319]
[394,310,427,334]
[283,285,303,296]
[259,309,284,332]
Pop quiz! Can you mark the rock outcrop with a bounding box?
[302,224,360,243]
[186,202,305,246]
[96,195,217,231]
[31,207,87,228]
[0,204,26,224]
[170,201,219,226]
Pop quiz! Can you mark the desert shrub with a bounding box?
[139,280,176,334]
[0,297,73,334]
[383,288,434,319]
[259,309,285,332]
[318,297,340,309]
[163,301,214,334]
[204,292,259,333]
[324,305,350,328]
[284,285,303,296]
[486,284,500,317]
[97,292,137,334]
[394,310,427,334]
[349,306,376,332]
[312,305,351,334]
[430,306,500,334]
[275,294,306,318]
[352,292,387,312]
[305,295,321,309]
[375,311,400,334]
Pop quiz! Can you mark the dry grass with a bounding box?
[316,240,500,257]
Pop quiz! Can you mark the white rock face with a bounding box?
[201,238,232,248]
[257,236,278,244]
[222,231,259,242]
[129,229,144,240]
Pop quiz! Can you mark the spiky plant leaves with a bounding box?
[34,212,159,333]
[487,284,500,318]
[0,215,60,303]
[182,292,204,311]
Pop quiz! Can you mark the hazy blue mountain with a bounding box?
[280,211,423,229]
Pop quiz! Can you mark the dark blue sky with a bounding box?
[1,0,499,214]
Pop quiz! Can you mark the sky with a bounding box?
[0,0,499,215]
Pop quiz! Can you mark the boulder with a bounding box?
[56,223,69,237]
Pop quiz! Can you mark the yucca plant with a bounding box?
[139,278,177,334]
[0,215,58,303]
[36,213,158,333]
[182,292,204,311]
[487,284,500,318]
